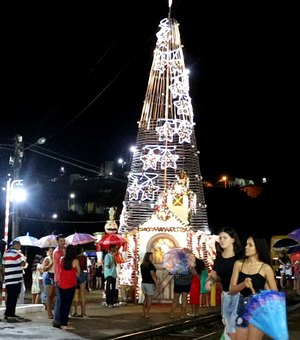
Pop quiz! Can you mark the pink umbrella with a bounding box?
[96,234,127,251]
[66,232,96,246]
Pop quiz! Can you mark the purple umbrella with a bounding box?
[288,228,300,243]
[162,247,196,274]
[66,232,96,246]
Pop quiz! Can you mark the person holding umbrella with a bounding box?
[2,240,27,322]
[104,244,118,307]
[169,270,192,319]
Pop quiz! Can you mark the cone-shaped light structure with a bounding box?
[120,15,208,233]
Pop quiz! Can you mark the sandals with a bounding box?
[72,313,78,317]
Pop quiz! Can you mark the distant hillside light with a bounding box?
[220,176,228,188]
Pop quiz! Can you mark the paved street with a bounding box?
[0,288,299,339]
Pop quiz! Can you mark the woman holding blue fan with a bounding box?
[229,234,280,340]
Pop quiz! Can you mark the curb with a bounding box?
[0,303,44,316]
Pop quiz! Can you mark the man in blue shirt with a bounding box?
[104,245,117,307]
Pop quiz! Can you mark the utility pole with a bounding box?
[10,134,24,240]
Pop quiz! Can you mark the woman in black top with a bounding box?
[230,234,278,340]
[140,252,159,318]
[205,227,243,340]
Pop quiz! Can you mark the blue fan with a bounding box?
[243,290,288,340]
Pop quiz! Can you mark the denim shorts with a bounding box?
[77,271,88,285]
[221,291,240,333]
[174,283,191,294]
[44,272,54,285]
[142,283,155,296]
[236,294,252,328]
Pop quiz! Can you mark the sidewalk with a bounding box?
[0,288,221,339]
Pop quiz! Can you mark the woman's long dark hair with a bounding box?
[63,245,77,270]
[247,233,272,265]
[142,252,153,267]
[195,258,205,275]
[217,227,244,260]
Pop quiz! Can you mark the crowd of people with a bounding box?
[0,234,104,329]
[0,228,298,338]
[139,228,293,340]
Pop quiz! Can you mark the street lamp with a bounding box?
[68,192,76,211]
[3,178,25,244]
[8,135,46,240]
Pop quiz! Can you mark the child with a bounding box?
[31,254,44,304]
[200,266,210,307]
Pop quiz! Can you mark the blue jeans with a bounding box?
[58,286,75,327]
[54,282,61,323]
[221,291,240,334]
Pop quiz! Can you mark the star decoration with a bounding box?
[177,122,193,143]
[160,148,179,169]
[174,97,192,117]
[141,182,160,201]
[127,180,141,200]
[156,121,175,142]
[140,147,161,170]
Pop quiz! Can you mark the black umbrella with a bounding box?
[273,238,298,250]
[287,245,300,254]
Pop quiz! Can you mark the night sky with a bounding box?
[0,1,298,184]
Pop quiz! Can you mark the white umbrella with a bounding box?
[66,232,96,246]
[14,232,39,256]
[14,232,38,246]
[35,234,58,248]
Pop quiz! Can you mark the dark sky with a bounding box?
[0,1,298,184]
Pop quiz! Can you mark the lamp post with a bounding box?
[4,178,25,242]
[8,135,46,239]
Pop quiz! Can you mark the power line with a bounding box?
[20,216,119,224]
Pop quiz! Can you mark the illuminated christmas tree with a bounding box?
[118,4,212,300]
[120,11,208,234]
